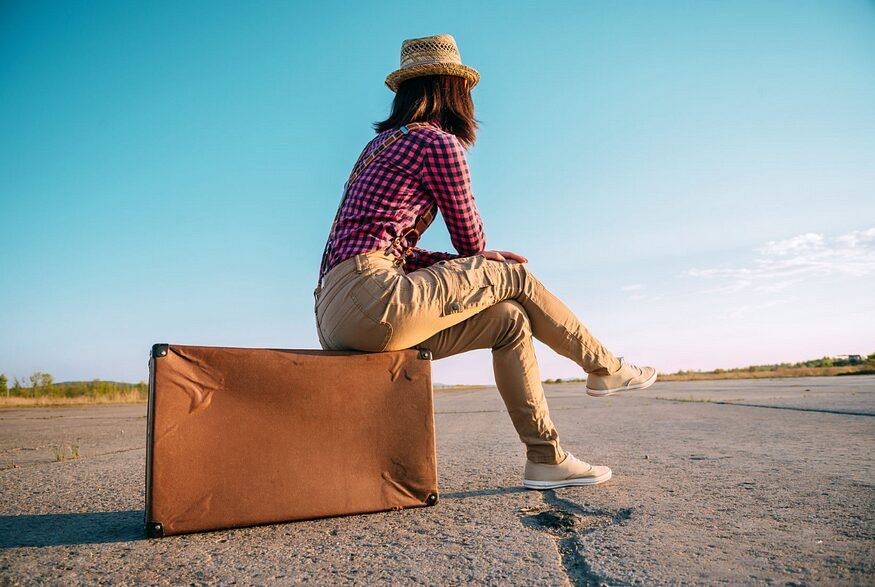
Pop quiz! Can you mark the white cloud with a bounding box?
[688,227,875,292]
[698,279,753,294]
[759,232,824,256]
[755,279,798,293]
[835,227,875,249]
[621,283,662,302]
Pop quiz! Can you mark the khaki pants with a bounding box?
[313,249,620,464]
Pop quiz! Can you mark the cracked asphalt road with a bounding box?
[1,375,873,585]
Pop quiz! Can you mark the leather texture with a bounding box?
[145,345,437,537]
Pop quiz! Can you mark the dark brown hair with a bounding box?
[374,75,478,149]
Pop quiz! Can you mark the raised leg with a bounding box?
[415,300,565,464]
[390,254,621,377]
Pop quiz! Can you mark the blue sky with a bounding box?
[1,1,874,385]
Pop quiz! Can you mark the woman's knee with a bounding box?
[488,300,532,345]
[486,258,538,298]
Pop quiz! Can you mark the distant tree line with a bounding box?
[670,353,875,376]
[0,372,147,399]
[542,353,875,384]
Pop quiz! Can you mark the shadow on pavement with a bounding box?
[441,486,528,500]
[0,510,145,548]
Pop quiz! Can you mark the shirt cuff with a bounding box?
[402,247,459,272]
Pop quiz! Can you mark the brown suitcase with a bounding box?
[144,344,438,537]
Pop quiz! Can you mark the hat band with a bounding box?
[400,57,462,69]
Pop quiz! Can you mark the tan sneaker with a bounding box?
[523,452,612,490]
[586,357,657,397]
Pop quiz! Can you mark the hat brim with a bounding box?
[385,63,480,92]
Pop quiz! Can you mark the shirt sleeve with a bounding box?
[402,246,457,273]
[419,132,486,257]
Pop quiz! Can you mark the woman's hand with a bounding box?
[480,250,528,263]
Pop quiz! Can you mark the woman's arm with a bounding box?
[403,247,528,272]
[403,246,457,272]
[419,132,486,257]
[402,133,527,273]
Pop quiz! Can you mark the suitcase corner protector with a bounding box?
[145,521,165,538]
[426,492,438,507]
[417,348,432,361]
[151,344,169,360]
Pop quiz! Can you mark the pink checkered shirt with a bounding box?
[322,121,486,275]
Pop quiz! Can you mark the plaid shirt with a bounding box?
[323,121,486,275]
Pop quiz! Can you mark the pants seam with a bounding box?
[349,288,393,352]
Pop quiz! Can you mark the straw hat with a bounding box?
[385,34,480,92]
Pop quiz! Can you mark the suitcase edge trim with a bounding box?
[144,343,168,538]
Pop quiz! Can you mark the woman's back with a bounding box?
[324,122,485,275]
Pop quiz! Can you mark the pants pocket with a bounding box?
[319,299,358,350]
[443,283,494,316]
[319,276,393,352]
[427,256,495,316]
[329,301,393,353]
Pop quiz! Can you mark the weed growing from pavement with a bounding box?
[53,440,82,462]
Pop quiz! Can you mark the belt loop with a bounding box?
[354,254,364,273]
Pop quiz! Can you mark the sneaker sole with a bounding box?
[523,469,612,490]
[586,370,658,397]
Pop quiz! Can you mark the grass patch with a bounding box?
[434,384,490,391]
[0,389,147,409]
[542,364,875,384]
[658,365,872,381]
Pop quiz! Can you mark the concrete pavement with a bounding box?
[1,375,873,585]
